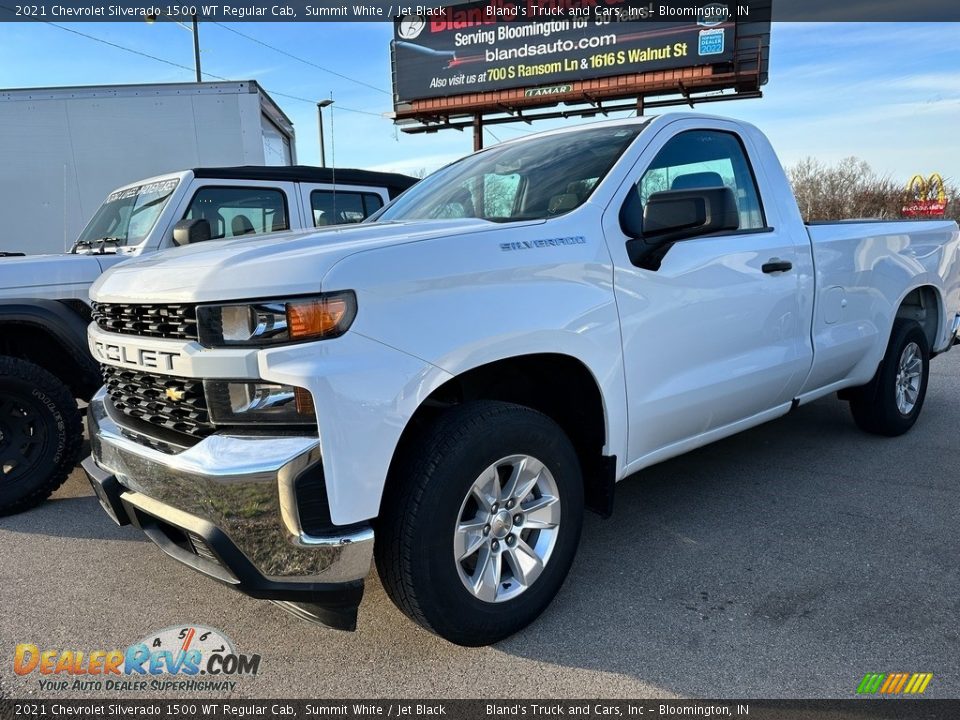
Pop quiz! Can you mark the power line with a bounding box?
[212,22,391,96]
[266,89,385,117]
[37,22,388,119]
[43,21,224,79]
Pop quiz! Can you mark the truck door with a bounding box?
[164,180,302,248]
[604,121,814,467]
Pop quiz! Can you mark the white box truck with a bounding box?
[0,80,295,255]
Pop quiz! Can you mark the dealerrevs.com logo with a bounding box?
[13,625,260,693]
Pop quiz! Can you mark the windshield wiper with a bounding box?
[71,237,124,254]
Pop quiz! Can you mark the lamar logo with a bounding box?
[857,673,933,695]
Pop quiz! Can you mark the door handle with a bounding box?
[762,259,793,274]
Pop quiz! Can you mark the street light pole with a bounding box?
[146,12,202,82]
[192,15,202,83]
[317,99,334,167]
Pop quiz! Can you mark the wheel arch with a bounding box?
[0,299,100,400]
[381,352,616,519]
[894,284,943,352]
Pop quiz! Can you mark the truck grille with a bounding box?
[102,366,213,438]
[92,302,199,341]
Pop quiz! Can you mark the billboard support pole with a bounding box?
[473,114,483,152]
[636,96,645,117]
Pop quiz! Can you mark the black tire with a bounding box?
[0,356,82,515]
[849,319,930,437]
[376,400,584,646]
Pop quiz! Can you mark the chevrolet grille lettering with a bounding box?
[93,341,181,372]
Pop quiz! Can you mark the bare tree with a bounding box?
[787,157,913,222]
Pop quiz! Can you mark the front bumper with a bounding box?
[83,388,374,630]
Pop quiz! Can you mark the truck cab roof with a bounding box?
[190,166,419,199]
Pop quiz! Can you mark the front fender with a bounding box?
[319,211,629,482]
[258,333,453,526]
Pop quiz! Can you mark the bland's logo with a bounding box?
[13,625,260,693]
[397,15,426,40]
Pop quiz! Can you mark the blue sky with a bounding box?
[1,21,957,181]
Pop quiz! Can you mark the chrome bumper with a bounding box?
[86,388,374,586]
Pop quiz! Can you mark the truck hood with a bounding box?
[90,220,505,303]
[0,253,121,292]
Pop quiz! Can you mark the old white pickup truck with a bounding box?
[0,166,416,515]
[83,114,960,646]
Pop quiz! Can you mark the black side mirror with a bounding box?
[621,187,739,270]
[172,219,211,247]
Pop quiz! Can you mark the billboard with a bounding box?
[392,12,735,104]
[391,0,770,127]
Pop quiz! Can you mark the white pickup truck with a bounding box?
[83,114,960,646]
[0,166,415,515]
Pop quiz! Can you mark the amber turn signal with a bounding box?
[286,292,356,341]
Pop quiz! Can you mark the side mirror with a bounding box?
[621,187,739,269]
[172,219,211,247]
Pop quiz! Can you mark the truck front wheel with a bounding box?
[376,400,584,646]
[0,356,82,515]
[848,318,930,437]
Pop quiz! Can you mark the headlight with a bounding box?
[204,380,316,426]
[196,292,357,347]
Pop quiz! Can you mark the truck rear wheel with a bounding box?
[0,356,82,515]
[848,319,930,437]
[376,400,584,646]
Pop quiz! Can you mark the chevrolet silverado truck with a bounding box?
[0,166,416,515]
[82,114,960,645]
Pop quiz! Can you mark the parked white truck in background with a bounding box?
[0,166,417,515]
[83,114,960,645]
[0,81,296,256]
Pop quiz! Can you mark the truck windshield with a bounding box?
[377,124,646,224]
[74,178,179,251]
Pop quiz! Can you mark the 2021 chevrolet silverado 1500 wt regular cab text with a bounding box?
[83,114,960,645]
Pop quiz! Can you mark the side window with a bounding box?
[183,186,289,240]
[638,130,765,231]
[424,173,524,220]
[482,173,522,217]
[311,191,384,226]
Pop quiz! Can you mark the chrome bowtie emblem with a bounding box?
[165,386,186,402]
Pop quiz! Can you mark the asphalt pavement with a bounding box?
[1,351,958,700]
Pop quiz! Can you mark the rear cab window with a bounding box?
[311,190,384,226]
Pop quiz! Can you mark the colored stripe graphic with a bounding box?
[858,672,933,694]
[857,674,886,694]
